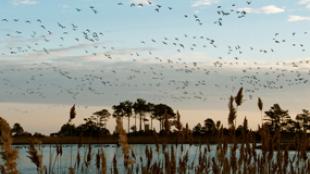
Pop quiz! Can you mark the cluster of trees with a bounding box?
[190,87,310,137]
[263,104,310,133]
[192,119,220,136]
[11,123,45,137]
[110,99,180,133]
[55,98,183,136]
[190,104,310,137]
[10,93,310,137]
[55,106,111,136]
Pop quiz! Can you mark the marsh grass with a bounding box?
[99,149,106,174]
[115,117,134,169]
[27,139,44,174]
[0,117,18,174]
[4,133,310,174]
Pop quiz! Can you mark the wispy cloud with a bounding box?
[12,0,38,5]
[299,0,310,9]
[288,15,310,22]
[239,5,285,14]
[1,42,157,64]
[192,0,218,7]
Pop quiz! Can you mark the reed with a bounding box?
[112,154,118,174]
[228,96,236,129]
[68,167,74,174]
[51,144,63,173]
[0,117,18,174]
[96,149,100,173]
[235,87,244,107]
[68,104,76,124]
[100,149,106,174]
[115,117,134,168]
[234,87,243,129]
[258,97,263,125]
[85,144,92,168]
[74,144,80,173]
[27,139,43,174]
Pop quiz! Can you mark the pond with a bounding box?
[2,144,310,174]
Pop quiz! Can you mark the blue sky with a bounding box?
[0,0,309,62]
[0,0,310,133]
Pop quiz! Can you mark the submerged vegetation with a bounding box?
[0,88,310,173]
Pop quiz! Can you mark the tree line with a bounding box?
[10,88,310,138]
[54,98,186,137]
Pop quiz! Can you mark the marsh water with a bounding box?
[3,144,310,173]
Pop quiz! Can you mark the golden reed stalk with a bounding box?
[0,117,19,174]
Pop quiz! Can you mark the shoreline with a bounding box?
[10,135,308,146]
[11,135,245,145]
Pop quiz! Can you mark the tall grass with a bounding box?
[27,139,44,174]
[0,117,18,174]
[3,125,310,174]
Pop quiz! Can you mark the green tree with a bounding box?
[113,101,133,132]
[204,118,216,134]
[58,123,76,136]
[11,123,24,136]
[148,102,156,130]
[150,104,175,132]
[174,111,183,131]
[193,123,203,135]
[296,109,310,132]
[133,99,149,131]
[92,109,111,128]
[264,104,290,132]
[76,118,110,136]
[285,118,298,133]
[215,120,222,132]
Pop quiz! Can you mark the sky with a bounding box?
[0,0,310,134]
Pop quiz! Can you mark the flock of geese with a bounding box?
[0,0,309,107]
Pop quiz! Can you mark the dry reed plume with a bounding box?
[68,104,76,124]
[0,117,18,174]
[235,87,243,107]
[258,97,263,125]
[228,96,236,129]
[100,149,106,174]
[27,139,44,174]
[116,117,134,168]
